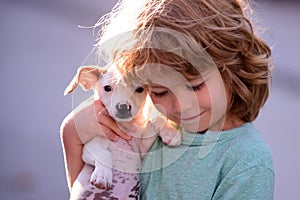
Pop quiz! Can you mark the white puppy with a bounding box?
[64,65,181,199]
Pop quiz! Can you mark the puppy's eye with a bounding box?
[135,87,144,93]
[104,85,112,92]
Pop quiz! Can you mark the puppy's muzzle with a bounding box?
[116,103,132,118]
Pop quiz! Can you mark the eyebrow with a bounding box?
[150,84,167,89]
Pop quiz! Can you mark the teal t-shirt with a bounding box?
[140,123,274,200]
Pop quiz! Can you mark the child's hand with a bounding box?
[71,97,131,143]
[93,99,132,141]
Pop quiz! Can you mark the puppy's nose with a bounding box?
[116,103,131,114]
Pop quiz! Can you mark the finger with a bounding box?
[94,100,132,140]
[98,112,132,140]
[99,125,120,141]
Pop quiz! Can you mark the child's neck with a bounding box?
[222,118,245,131]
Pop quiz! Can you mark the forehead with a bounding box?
[135,64,210,88]
[100,67,143,87]
[99,69,120,84]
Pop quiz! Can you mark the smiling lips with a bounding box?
[176,111,205,121]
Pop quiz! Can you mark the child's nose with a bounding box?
[172,90,195,113]
[172,96,182,113]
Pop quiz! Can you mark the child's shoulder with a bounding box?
[236,123,271,155]
[223,123,273,170]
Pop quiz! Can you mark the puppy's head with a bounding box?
[64,65,147,122]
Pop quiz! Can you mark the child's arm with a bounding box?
[60,115,84,191]
[60,97,131,191]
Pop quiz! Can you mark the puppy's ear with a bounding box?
[64,66,103,95]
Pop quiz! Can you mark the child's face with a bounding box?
[148,68,229,132]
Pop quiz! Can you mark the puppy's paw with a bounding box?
[167,133,181,146]
[90,162,112,190]
[160,129,181,147]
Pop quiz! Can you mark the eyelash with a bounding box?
[152,82,205,98]
[153,91,168,98]
[186,82,205,91]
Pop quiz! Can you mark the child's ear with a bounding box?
[64,65,104,95]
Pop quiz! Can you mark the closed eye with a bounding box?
[186,82,205,91]
[152,90,168,98]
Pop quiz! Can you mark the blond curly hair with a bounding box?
[95,0,272,122]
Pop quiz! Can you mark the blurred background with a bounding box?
[0,0,299,199]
